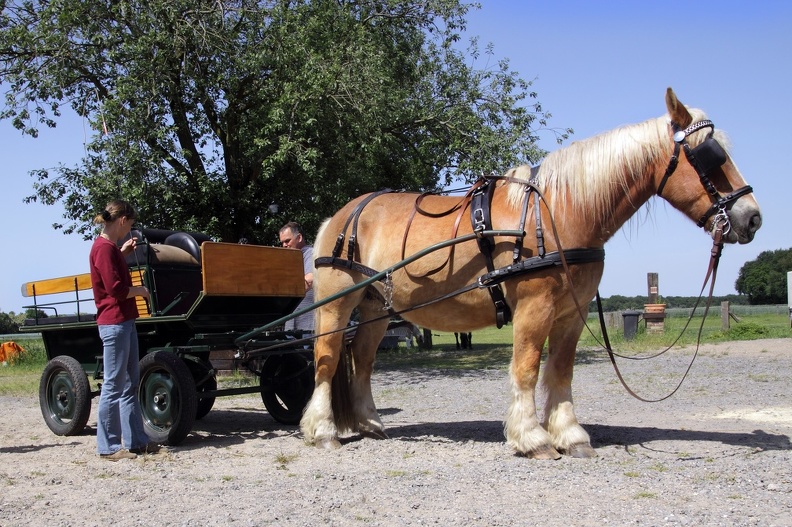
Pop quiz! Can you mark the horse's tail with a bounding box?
[331,340,356,433]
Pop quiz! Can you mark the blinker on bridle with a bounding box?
[657,119,754,231]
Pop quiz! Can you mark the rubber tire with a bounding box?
[39,355,92,436]
[195,374,217,420]
[139,351,197,446]
[260,354,315,425]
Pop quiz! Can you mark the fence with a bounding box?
[591,304,790,329]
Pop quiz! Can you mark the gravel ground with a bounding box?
[1,338,790,526]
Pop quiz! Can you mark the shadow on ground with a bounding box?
[174,404,791,455]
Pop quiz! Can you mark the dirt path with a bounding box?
[1,338,790,526]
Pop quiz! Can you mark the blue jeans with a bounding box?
[97,319,150,454]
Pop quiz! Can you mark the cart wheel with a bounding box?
[195,374,217,420]
[260,353,315,425]
[139,351,197,445]
[39,356,92,436]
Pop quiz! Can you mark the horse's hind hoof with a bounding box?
[316,438,342,450]
[567,443,597,458]
[523,445,562,460]
[360,429,389,440]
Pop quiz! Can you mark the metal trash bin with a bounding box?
[622,310,642,340]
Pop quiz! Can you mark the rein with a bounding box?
[400,180,484,279]
[583,121,744,401]
[592,222,726,402]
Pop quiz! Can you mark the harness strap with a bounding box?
[659,120,755,231]
[512,165,541,263]
[696,185,754,228]
[479,248,605,288]
[332,189,397,259]
[400,181,484,278]
[314,256,383,280]
[471,179,511,328]
[657,142,680,197]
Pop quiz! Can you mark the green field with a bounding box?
[1,312,789,396]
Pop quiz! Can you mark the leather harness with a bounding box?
[314,173,606,327]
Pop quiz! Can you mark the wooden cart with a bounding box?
[20,229,315,445]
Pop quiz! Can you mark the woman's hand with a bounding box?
[128,285,150,300]
[120,236,138,256]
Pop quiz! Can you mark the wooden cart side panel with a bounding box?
[21,273,93,297]
[201,242,305,297]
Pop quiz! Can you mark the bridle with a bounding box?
[657,119,754,234]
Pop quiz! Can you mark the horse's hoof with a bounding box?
[360,429,389,440]
[523,445,562,460]
[316,438,342,450]
[566,443,597,458]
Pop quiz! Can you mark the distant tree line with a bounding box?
[735,248,792,305]
[589,294,750,313]
[595,248,792,311]
[0,309,44,334]
[0,311,25,334]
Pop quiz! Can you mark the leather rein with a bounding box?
[591,118,754,402]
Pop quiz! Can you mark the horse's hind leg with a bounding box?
[541,314,596,458]
[347,297,390,439]
[300,292,361,449]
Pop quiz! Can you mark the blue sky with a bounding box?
[2,0,790,313]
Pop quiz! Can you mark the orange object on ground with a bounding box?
[0,341,24,363]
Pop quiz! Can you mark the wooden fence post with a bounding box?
[721,301,730,331]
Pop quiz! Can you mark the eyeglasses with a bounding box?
[281,238,293,246]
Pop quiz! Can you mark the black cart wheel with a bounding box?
[39,355,92,436]
[260,353,315,425]
[195,374,217,420]
[139,351,197,445]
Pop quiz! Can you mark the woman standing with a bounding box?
[90,200,153,460]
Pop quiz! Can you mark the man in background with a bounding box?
[279,222,314,333]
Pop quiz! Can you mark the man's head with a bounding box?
[279,222,306,249]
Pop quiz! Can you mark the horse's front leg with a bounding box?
[506,309,560,459]
[541,313,596,458]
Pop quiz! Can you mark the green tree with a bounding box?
[0,310,24,334]
[1,0,563,243]
[735,248,792,304]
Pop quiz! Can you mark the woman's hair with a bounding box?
[94,200,137,225]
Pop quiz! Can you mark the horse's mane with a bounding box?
[505,108,730,220]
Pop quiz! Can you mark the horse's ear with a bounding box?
[665,87,693,128]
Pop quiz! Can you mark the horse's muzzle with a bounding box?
[725,205,762,244]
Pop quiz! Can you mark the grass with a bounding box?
[377,311,790,370]
[1,312,788,396]
[0,338,47,396]
[576,312,790,352]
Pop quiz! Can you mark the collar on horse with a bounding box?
[657,119,754,232]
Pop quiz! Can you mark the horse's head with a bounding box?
[657,88,761,244]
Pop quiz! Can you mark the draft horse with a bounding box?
[301,88,762,459]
